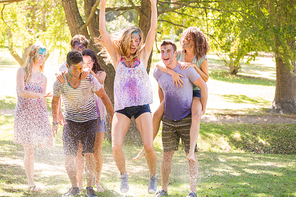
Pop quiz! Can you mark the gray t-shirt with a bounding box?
[53,74,102,122]
[176,50,207,91]
[154,63,200,121]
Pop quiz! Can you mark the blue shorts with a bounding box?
[63,119,97,156]
[97,117,106,133]
[193,90,201,98]
[116,104,151,119]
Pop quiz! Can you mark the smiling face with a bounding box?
[130,32,140,54]
[68,62,83,79]
[181,32,194,50]
[83,55,94,70]
[35,48,46,66]
[160,44,177,66]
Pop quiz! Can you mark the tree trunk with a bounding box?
[83,0,116,141]
[62,0,154,144]
[270,55,296,114]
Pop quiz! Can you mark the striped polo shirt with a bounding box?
[53,74,102,122]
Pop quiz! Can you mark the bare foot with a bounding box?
[29,185,42,192]
[186,152,196,163]
[132,149,145,161]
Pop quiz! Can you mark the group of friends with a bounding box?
[13,0,209,196]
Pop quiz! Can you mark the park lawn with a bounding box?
[1,114,296,197]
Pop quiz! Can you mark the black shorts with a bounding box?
[116,104,151,119]
[193,90,201,98]
[63,119,97,156]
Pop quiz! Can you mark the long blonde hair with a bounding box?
[95,26,144,63]
[22,44,46,82]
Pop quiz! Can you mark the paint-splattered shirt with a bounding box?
[154,63,200,121]
[114,58,153,111]
[53,74,102,122]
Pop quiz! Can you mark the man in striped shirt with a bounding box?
[52,51,114,197]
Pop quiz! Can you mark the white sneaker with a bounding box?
[120,172,129,193]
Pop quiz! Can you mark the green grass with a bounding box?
[0,96,17,110]
[199,123,296,154]
[0,96,52,111]
[210,70,276,86]
[1,114,296,196]
[220,94,271,105]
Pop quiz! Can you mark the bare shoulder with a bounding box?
[17,67,25,74]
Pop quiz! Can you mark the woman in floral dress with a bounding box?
[14,43,53,192]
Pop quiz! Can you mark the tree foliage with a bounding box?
[0,0,71,65]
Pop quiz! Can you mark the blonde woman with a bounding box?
[97,0,158,194]
[14,44,53,192]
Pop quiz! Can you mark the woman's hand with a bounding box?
[55,71,66,84]
[149,0,157,5]
[171,72,184,88]
[180,62,196,70]
[52,125,58,137]
[80,68,90,80]
[100,0,107,5]
[40,92,52,98]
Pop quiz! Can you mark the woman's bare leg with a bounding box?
[112,113,131,174]
[133,101,164,161]
[187,97,202,163]
[135,112,157,176]
[23,144,35,186]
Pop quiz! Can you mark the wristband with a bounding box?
[52,122,58,126]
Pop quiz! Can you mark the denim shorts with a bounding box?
[63,119,97,156]
[161,115,198,153]
[193,90,201,98]
[116,104,151,119]
[97,116,106,133]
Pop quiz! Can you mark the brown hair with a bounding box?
[70,34,89,48]
[180,27,210,58]
[160,40,177,52]
[23,44,46,82]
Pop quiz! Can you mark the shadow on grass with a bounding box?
[199,123,296,154]
[221,94,270,105]
[196,152,296,197]
[210,70,275,86]
[160,150,296,196]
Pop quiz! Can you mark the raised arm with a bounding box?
[141,0,157,65]
[99,0,120,67]
[156,61,184,88]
